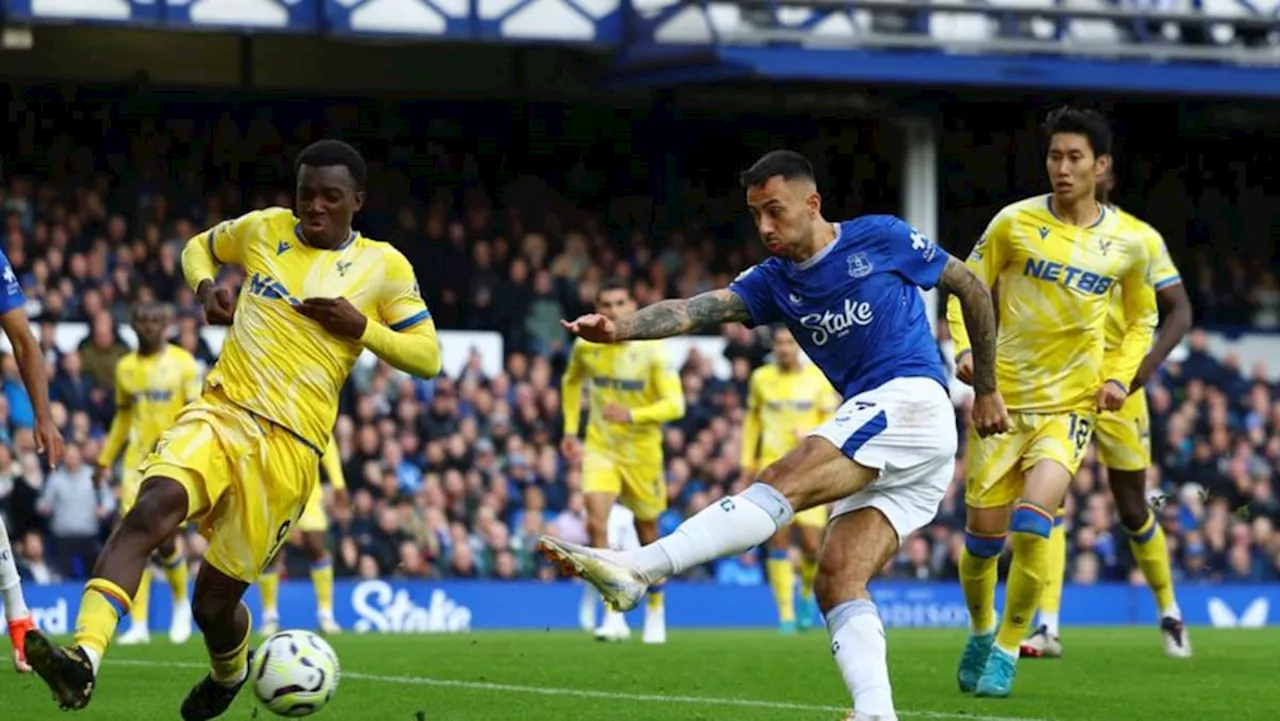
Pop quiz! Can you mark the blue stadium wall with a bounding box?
[8,581,1273,633]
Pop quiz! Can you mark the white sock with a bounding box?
[632,483,792,581]
[1041,611,1060,637]
[826,599,895,716]
[1161,602,1182,621]
[602,609,625,628]
[82,646,102,676]
[0,518,29,621]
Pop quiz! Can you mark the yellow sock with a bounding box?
[160,547,189,604]
[959,542,1000,635]
[75,578,131,661]
[996,503,1054,653]
[646,588,664,611]
[799,557,819,600]
[310,562,335,618]
[767,550,796,623]
[131,568,152,631]
[209,603,252,686]
[1041,517,1067,620]
[259,571,280,619]
[1126,512,1177,615]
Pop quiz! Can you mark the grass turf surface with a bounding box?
[5,628,1272,720]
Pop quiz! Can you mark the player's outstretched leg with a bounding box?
[303,532,341,635]
[26,478,189,711]
[1110,468,1189,657]
[766,529,798,634]
[159,535,193,644]
[181,564,253,721]
[817,509,900,721]
[956,523,1004,693]
[1021,510,1065,659]
[1,517,35,673]
[538,437,878,615]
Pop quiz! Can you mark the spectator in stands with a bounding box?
[35,443,111,579]
[15,531,59,586]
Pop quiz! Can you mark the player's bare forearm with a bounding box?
[613,289,751,341]
[1134,283,1192,390]
[939,257,998,395]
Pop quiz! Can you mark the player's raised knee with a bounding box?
[1009,502,1054,539]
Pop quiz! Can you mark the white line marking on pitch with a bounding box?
[114,658,1047,721]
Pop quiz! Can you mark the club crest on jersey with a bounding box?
[788,293,803,305]
[1097,238,1112,256]
[336,260,352,277]
[847,253,873,279]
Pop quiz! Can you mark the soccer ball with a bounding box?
[249,630,341,717]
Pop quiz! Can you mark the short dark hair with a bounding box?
[132,300,169,320]
[1042,107,1113,158]
[295,139,367,190]
[597,278,631,301]
[739,150,815,188]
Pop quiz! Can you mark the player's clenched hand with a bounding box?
[560,435,583,463]
[954,352,974,386]
[561,314,617,343]
[297,297,369,338]
[1096,380,1128,412]
[35,415,64,469]
[970,392,1010,437]
[602,403,632,423]
[198,281,237,326]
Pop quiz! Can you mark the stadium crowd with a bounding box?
[2,104,1280,595]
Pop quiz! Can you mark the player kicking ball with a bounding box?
[0,243,65,673]
[561,279,685,644]
[259,436,347,637]
[740,326,839,633]
[540,150,1007,721]
[23,140,441,720]
[98,302,201,647]
[1020,166,1192,660]
[946,107,1158,699]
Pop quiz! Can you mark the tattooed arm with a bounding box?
[937,256,998,396]
[612,289,753,341]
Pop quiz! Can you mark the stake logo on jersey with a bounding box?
[729,215,949,400]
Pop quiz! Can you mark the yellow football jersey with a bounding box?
[101,344,203,472]
[946,194,1156,413]
[1102,206,1181,352]
[562,339,684,467]
[741,363,839,471]
[200,208,431,450]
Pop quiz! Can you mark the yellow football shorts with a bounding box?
[582,452,667,522]
[1094,391,1150,472]
[297,483,329,534]
[793,505,829,528]
[138,387,320,583]
[965,411,1095,509]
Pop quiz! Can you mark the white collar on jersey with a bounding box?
[794,222,841,271]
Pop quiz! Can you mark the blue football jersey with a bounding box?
[729,215,948,400]
[0,250,25,314]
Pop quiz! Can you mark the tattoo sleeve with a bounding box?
[613,288,752,341]
[939,256,998,395]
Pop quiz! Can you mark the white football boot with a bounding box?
[538,537,647,613]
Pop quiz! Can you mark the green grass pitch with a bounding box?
[6,628,1274,720]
